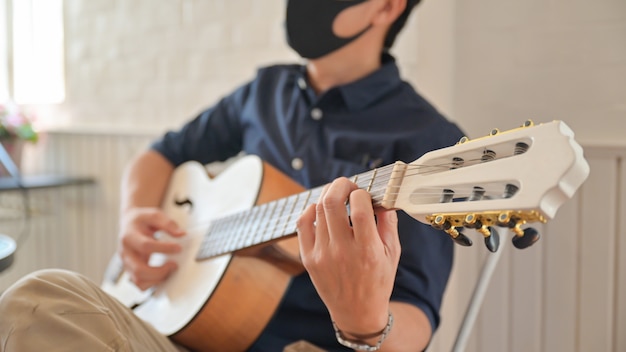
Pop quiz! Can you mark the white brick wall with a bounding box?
[57,0,625,141]
[57,0,456,133]
[62,0,291,131]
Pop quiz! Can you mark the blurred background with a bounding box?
[0,1,624,351]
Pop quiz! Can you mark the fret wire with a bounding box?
[251,202,270,246]
[270,197,289,241]
[252,203,269,244]
[240,205,256,248]
[242,202,262,248]
[235,208,251,249]
[280,193,299,240]
[233,202,260,250]
[204,217,224,250]
[272,197,289,239]
[223,215,238,249]
[354,172,368,189]
[260,201,277,243]
[251,203,268,245]
[224,214,238,246]
[232,210,250,251]
[293,189,312,228]
[230,211,250,252]
[220,224,234,254]
[263,191,311,242]
[203,214,229,257]
[366,169,378,193]
[294,189,312,231]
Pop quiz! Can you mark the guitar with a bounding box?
[101,120,589,351]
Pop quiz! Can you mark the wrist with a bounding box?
[332,312,393,351]
[330,308,389,336]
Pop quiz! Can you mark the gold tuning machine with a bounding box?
[429,210,544,251]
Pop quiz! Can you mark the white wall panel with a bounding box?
[542,195,579,352]
[616,158,626,352]
[578,158,617,352]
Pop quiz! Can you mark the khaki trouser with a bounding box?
[0,269,181,352]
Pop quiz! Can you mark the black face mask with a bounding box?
[286,0,370,59]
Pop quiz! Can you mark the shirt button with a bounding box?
[297,77,307,90]
[311,108,323,121]
[291,157,304,170]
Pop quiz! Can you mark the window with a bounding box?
[0,0,8,103]
[1,0,65,104]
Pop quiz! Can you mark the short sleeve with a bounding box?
[392,212,454,331]
[150,83,251,167]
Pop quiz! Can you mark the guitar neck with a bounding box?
[195,164,399,260]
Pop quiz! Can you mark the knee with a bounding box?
[0,269,88,310]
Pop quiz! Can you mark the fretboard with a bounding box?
[195,164,398,261]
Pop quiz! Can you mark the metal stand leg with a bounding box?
[452,229,508,352]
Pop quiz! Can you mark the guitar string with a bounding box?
[205,188,508,243]
[196,158,509,235]
[200,155,508,236]
[194,157,519,256]
[203,184,510,236]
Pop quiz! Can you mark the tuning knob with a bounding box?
[432,215,473,247]
[483,227,500,252]
[452,232,473,247]
[464,214,500,252]
[512,227,541,249]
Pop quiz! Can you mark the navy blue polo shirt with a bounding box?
[152,54,464,351]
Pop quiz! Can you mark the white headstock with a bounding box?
[388,120,589,251]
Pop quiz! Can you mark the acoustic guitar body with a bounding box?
[102,155,305,351]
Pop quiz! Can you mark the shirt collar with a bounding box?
[336,53,402,112]
[298,54,403,112]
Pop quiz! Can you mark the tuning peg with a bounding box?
[483,227,500,252]
[432,215,473,247]
[495,212,540,249]
[497,212,517,228]
[512,227,540,249]
[464,214,499,252]
[452,232,473,247]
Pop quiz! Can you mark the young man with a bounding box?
[0,0,464,351]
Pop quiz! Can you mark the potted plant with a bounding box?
[0,102,38,176]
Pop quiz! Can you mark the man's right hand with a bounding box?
[118,207,186,291]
